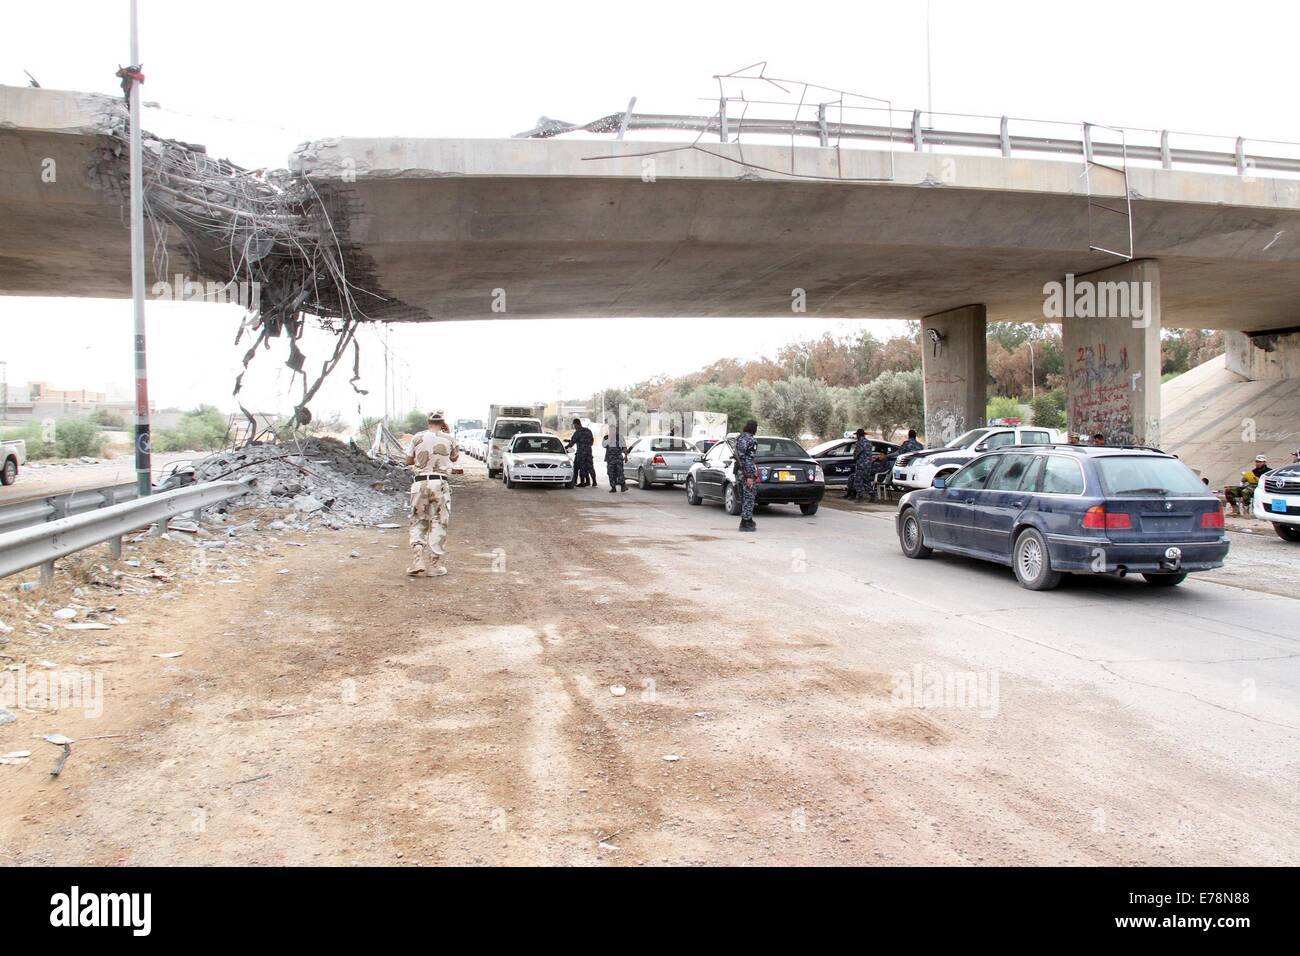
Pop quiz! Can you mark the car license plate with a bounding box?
[777,470,796,482]
[673,472,685,480]
[1272,498,1288,513]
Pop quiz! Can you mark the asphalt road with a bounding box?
[567,477,1299,861]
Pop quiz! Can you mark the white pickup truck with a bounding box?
[1,438,26,486]
[892,425,1064,490]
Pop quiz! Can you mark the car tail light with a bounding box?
[1201,510,1225,528]
[652,455,666,465]
[1083,506,1131,529]
[810,465,824,482]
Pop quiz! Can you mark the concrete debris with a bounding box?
[192,437,411,529]
[0,751,32,766]
[0,708,16,726]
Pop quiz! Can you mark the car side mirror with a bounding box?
[694,455,705,463]
[974,443,987,452]
[933,477,947,489]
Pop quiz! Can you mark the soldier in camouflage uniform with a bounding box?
[735,419,759,532]
[564,417,596,487]
[602,425,628,493]
[404,410,459,577]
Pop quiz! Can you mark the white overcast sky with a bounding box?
[2,0,1296,424]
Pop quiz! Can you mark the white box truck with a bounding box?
[485,403,546,479]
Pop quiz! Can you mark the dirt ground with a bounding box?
[0,471,1295,866]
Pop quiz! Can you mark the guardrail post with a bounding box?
[718,97,728,143]
[817,103,829,147]
[108,536,122,560]
[1236,136,1247,176]
[39,560,54,587]
[1082,123,1094,164]
[1159,130,1171,169]
[49,494,68,521]
[912,109,923,151]
[191,508,202,523]
[999,116,1010,157]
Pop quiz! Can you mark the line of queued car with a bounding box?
[483,424,1234,592]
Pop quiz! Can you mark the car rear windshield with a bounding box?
[754,438,807,457]
[494,420,541,439]
[1095,456,1207,496]
[513,436,564,454]
[648,438,697,452]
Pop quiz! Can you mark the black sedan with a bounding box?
[896,445,1229,590]
[686,435,826,515]
[807,436,900,486]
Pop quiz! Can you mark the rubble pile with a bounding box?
[193,437,411,529]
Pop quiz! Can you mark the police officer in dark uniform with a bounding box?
[603,424,628,493]
[564,417,596,487]
[735,419,759,532]
[896,429,923,456]
[845,428,872,501]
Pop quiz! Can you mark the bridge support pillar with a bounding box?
[1226,329,1300,381]
[921,304,987,445]
[1062,259,1162,446]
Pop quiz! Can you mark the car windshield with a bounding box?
[946,429,989,450]
[807,439,849,456]
[647,438,697,452]
[512,436,565,454]
[494,420,541,439]
[1095,456,1208,496]
[753,438,807,457]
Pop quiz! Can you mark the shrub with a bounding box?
[153,405,229,452]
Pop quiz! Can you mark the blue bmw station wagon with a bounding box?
[895,445,1229,590]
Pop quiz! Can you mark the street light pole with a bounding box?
[127,0,152,496]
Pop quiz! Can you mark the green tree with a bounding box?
[1028,393,1065,429]
[51,417,107,458]
[399,409,427,434]
[805,382,844,441]
[854,370,923,441]
[986,395,1021,421]
[89,408,128,429]
[754,376,822,438]
[154,406,229,452]
[682,383,753,432]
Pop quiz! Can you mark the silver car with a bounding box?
[625,435,701,489]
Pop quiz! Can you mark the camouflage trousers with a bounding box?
[606,457,625,487]
[740,477,757,520]
[408,477,451,572]
[574,448,596,485]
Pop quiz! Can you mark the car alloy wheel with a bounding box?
[723,482,740,516]
[1,460,15,485]
[899,509,932,558]
[685,476,702,505]
[1013,528,1061,590]
[638,468,650,490]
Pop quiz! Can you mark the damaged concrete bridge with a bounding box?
[4,83,1300,445]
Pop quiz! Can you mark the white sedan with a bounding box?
[503,433,575,489]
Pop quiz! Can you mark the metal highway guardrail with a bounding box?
[0,479,252,585]
[525,108,1300,176]
[0,481,139,535]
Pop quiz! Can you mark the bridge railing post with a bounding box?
[912,109,923,152]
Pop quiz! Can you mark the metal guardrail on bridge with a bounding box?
[522,108,1300,176]
[0,479,252,585]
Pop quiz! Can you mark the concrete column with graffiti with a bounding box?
[921,304,987,447]
[1059,259,1162,446]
